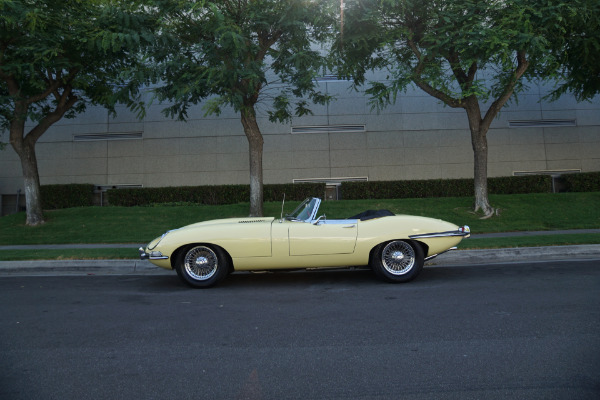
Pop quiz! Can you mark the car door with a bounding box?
[288,220,358,256]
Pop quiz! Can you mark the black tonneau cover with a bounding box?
[348,209,395,221]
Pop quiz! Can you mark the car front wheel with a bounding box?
[176,245,230,288]
[370,240,424,283]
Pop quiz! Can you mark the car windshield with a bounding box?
[286,198,319,222]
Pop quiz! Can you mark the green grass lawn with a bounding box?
[462,233,600,249]
[0,248,136,261]
[1,192,598,249]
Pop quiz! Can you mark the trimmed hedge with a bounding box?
[36,172,597,210]
[488,175,553,194]
[562,172,600,192]
[341,175,553,200]
[41,184,95,209]
[107,183,326,207]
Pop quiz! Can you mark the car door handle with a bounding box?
[343,225,356,228]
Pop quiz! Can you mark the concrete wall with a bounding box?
[1,80,599,208]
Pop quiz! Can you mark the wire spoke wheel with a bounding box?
[183,246,219,281]
[371,240,424,283]
[381,240,416,275]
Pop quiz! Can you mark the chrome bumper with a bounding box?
[139,247,149,260]
[139,247,169,261]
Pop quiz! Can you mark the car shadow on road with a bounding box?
[136,261,576,292]
[138,265,495,291]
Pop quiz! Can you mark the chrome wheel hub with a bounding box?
[195,256,208,266]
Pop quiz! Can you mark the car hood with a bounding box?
[178,217,276,231]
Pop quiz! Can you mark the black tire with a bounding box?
[175,245,230,288]
[370,240,424,283]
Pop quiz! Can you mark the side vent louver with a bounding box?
[314,74,350,82]
[291,124,366,134]
[73,132,143,141]
[508,119,576,128]
[239,220,267,224]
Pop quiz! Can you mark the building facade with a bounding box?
[1,78,599,215]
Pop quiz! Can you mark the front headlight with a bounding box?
[147,228,179,250]
[147,235,163,250]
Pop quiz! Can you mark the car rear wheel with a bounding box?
[370,240,424,283]
[175,245,229,288]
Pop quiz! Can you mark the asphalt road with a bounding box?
[1,260,599,400]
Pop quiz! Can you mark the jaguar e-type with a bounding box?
[140,197,470,287]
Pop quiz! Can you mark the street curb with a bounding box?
[0,259,170,275]
[0,245,599,276]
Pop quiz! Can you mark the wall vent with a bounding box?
[314,74,350,82]
[291,124,366,134]
[74,132,143,141]
[508,119,576,128]
[95,184,143,191]
[293,177,369,201]
[513,169,581,176]
[293,177,369,184]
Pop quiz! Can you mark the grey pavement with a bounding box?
[0,229,599,276]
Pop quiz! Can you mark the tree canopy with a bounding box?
[152,0,335,216]
[333,0,599,216]
[0,0,157,225]
[542,0,600,101]
[2,0,598,222]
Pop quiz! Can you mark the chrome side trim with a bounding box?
[410,231,467,239]
[410,225,471,240]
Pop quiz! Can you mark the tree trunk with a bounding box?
[465,103,494,217]
[11,133,45,225]
[240,110,264,217]
[4,79,77,226]
[9,98,70,226]
[471,129,494,216]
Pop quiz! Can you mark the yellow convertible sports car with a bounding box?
[140,197,470,288]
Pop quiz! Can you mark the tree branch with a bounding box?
[467,61,478,82]
[26,80,63,105]
[257,29,282,62]
[407,38,463,108]
[25,87,78,146]
[481,50,529,131]
[446,49,469,87]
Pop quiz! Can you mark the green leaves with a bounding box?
[337,0,600,109]
[542,0,600,101]
[152,0,332,121]
[1,0,160,129]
